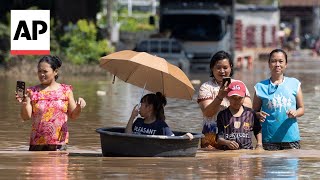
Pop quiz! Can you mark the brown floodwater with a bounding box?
[1,59,320,179]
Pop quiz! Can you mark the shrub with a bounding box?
[97,9,157,33]
[119,16,155,32]
[61,19,114,64]
[118,9,156,32]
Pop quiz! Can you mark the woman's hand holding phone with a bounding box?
[217,77,231,100]
[222,77,231,87]
[15,81,27,103]
[16,81,25,102]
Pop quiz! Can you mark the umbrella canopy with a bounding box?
[100,50,195,100]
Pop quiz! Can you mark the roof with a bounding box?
[279,0,320,7]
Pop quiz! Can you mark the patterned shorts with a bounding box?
[201,132,218,148]
[263,141,301,151]
[201,122,221,149]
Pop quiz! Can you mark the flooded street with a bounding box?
[1,59,320,179]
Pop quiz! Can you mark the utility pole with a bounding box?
[313,0,320,38]
[128,0,132,16]
[152,0,157,15]
[106,0,113,38]
[231,0,236,60]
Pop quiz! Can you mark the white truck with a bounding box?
[134,38,190,75]
[158,0,235,71]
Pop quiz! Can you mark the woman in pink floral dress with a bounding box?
[16,56,86,151]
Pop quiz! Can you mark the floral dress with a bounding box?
[27,84,72,146]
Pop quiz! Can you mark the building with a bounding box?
[235,4,279,50]
[279,0,320,48]
[234,4,280,66]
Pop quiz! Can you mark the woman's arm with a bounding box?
[68,90,86,120]
[19,93,32,120]
[287,86,305,118]
[252,92,269,122]
[199,98,223,117]
[199,84,229,117]
[255,131,263,149]
[253,109,263,149]
[201,96,251,117]
[243,96,252,108]
[252,92,262,112]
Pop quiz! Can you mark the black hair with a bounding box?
[38,55,62,80]
[268,49,288,63]
[140,92,167,121]
[209,50,234,78]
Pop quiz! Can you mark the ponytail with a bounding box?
[155,92,167,121]
[140,92,167,121]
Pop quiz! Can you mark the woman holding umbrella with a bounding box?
[197,51,252,149]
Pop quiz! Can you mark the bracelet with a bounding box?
[216,96,223,101]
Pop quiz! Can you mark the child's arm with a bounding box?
[216,112,239,150]
[217,138,239,150]
[125,105,139,134]
[182,132,193,140]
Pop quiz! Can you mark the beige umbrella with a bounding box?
[100,50,195,100]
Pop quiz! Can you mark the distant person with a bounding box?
[125,92,174,136]
[216,81,263,150]
[197,51,252,149]
[314,37,320,56]
[253,49,304,150]
[15,55,86,151]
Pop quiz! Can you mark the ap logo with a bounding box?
[11,10,50,55]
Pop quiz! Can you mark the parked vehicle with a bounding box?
[156,0,235,71]
[134,38,190,74]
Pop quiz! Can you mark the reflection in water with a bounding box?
[24,153,69,179]
[0,151,313,179]
[2,60,320,178]
[260,158,299,179]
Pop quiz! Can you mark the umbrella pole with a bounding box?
[137,82,147,110]
[112,75,116,84]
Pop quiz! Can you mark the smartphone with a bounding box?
[222,77,231,86]
[16,81,25,98]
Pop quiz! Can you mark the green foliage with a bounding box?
[96,8,156,32]
[118,10,156,32]
[0,22,10,38]
[119,16,155,32]
[61,19,114,64]
[0,13,10,61]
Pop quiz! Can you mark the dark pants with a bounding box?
[263,141,300,151]
[29,144,67,151]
